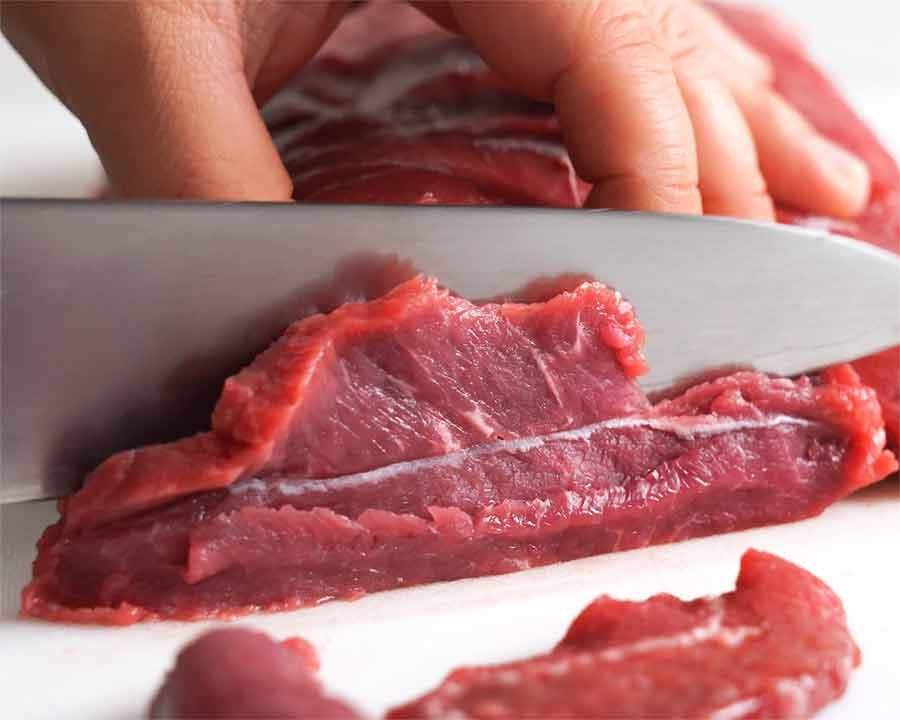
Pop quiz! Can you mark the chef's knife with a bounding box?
[2,199,898,503]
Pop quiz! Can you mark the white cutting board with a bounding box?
[1,484,898,719]
[1,2,899,718]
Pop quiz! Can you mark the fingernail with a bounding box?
[813,137,870,216]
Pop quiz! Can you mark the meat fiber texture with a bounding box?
[22,278,896,624]
[148,628,360,719]
[389,550,860,719]
[265,1,900,448]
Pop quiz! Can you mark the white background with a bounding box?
[1,2,898,719]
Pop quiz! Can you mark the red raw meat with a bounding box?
[389,549,860,719]
[60,277,647,533]
[269,2,899,447]
[21,281,895,624]
[148,628,359,719]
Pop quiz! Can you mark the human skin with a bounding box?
[2,0,869,218]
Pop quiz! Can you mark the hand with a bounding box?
[2,0,870,220]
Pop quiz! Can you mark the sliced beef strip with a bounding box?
[148,628,360,719]
[21,285,895,623]
[270,1,899,447]
[62,278,647,533]
[388,549,860,719]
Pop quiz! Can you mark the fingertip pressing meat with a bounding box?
[148,628,360,719]
[388,549,860,719]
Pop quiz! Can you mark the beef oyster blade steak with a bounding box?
[149,629,360,719]
[389,550,860,720]
[268,0,900,448]
[22,279,896,624]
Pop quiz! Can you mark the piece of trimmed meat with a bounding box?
[21,282,895,624]
[148,628,360,719]
[268,1,899,447]
[58,278,647,534]
[389,549,860,719]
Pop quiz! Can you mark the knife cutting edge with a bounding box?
[1,199,898,502]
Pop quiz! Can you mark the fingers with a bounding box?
[447,0,701,213]
[729,85,870,219]
[690,3,870,219]
[652,1,773,219]
[684,1,773,88]
[440,0,868,220]
[244,1,348,105]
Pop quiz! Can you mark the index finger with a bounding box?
[441,0,701,212]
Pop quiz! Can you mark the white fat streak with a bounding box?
[235,478,267,494]
[264,74,362,125]
[434,420,461,452]
[706,698,762,720]
[421,680,467,719]
[278,111,560,166]
[473,136,580,200]
[572,310,585,355]
[412,611,763,719]
[774,675,816,716]
[531,349,564,410]
[462,407,497,438]
[472,136,569,159]
[533,600,762,685]
[592,600,762,663]
[357,49,486,114]
[230,414,813,497]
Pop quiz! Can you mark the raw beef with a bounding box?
[267,1,899,446]
[148,628,360,719]
[58,277,649,533]
[389,549,860,719]
[21,280,895,624]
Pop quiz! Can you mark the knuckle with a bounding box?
[575,0,666,59]
[636,143,701,206]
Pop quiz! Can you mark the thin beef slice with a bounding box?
[389,549,860,720]
[59,278,648,533]
[268,1,899,446]
[148,628,360,719]
[22,280,895,624]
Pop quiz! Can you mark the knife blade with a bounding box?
[2,199,898,503]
